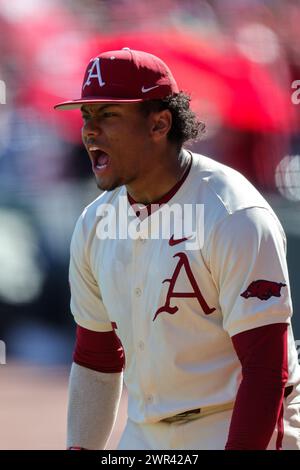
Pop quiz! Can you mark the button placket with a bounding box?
[130,229,155,406]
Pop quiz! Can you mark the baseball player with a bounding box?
[55,48,300,450]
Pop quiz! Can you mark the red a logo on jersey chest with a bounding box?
[153,252,216,321]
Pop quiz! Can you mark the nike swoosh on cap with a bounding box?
[141,85,160,93]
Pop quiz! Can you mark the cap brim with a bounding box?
[54,97,144,110]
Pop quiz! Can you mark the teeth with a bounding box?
[89,146,101,151]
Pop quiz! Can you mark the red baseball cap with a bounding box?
[54,48,179,110]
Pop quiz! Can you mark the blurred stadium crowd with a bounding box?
[0,0,300,365]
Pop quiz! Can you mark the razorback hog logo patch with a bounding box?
[241,280,286,301]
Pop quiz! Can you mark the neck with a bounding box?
[126,147,190,204]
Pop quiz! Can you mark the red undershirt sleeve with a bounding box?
[225,323,288,450]
[73,325,125,373]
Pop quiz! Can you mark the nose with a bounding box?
[82,117,102,139]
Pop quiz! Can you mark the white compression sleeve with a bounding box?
[67,362,123,449]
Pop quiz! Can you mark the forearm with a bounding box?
[225,370,286,449]
[67,362,123,450]
[225,323,288,450]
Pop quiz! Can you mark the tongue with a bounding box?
[97,153,109,166]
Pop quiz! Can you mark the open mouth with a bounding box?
[89,146,110,172]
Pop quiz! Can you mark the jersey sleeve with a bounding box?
[69,214,112,332]
[209,207,292,337]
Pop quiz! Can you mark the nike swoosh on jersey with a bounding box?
[141,85,160,93]
[169,235,191,246]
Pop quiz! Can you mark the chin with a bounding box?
[96,177,123,192]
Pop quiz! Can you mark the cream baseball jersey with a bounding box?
[69,151,300,424]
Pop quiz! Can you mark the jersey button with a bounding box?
[135,287,142,297]
[146,395,154,404]
[138,340,145,350]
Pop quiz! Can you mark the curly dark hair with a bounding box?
[139,92,205,149]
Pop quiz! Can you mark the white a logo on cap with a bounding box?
[83,58,106,89]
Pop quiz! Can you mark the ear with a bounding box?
[150,110,172,141]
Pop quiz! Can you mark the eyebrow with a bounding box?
[81,104,121,113]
